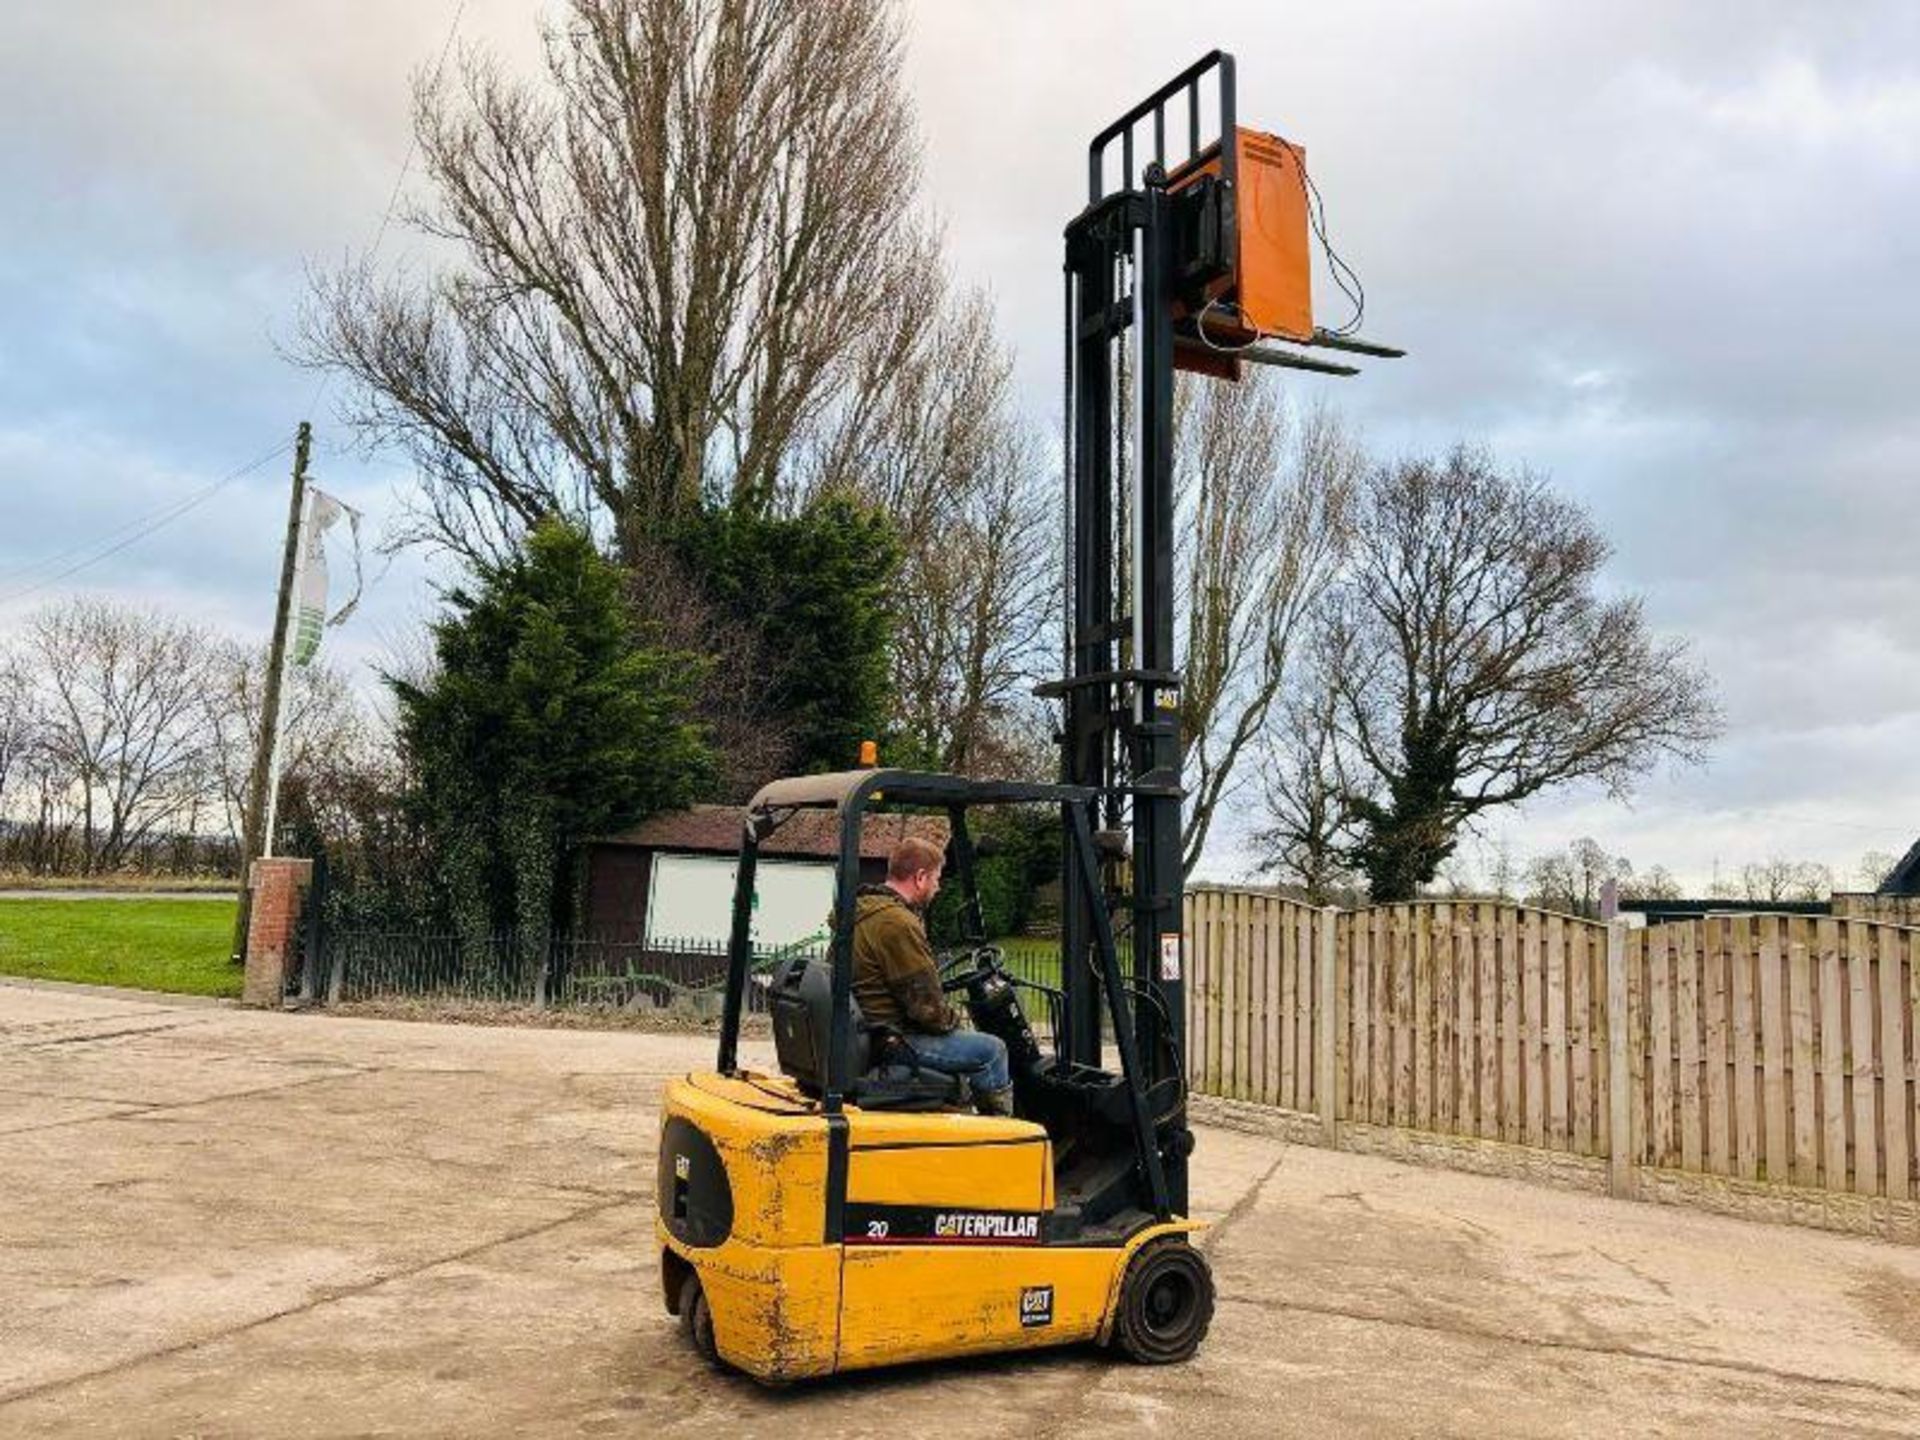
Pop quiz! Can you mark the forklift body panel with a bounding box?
[657,1072,1197,1382]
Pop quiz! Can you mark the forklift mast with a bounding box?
[1051,55,1227,1218]
[1051,53,1398,1216]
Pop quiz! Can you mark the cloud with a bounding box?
[0,1,538,689]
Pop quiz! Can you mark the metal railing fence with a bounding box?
[324,929,830,1013]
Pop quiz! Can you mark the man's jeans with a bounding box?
[899,1028,1010,1096]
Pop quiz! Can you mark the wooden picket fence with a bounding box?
[1832,892,1920,927]
[1183,891,1920,1218]
[1632,914,1918,1197]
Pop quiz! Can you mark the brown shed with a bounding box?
[583,805,948,945]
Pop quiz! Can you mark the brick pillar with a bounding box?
[243,857,314,1007]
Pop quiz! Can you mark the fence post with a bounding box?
[1318,906,1339,1145]
[241,856,313,1007]
[326,932,345,1007]
[1606,918,1635,1198]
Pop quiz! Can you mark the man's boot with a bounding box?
[976,1084,1016,1117]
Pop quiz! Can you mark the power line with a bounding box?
[373,0,469,262]
[2,0,470,613]
[303,0,469,422]
[0,439,292,610]
[0,444,279,591]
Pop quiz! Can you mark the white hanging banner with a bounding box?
[263,484,363,856]
[290,489,362,667]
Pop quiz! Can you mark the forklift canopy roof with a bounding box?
[746,768,1098,819]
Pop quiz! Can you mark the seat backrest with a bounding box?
[767,953,870,1094]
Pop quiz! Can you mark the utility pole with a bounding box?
[228,422,312,965]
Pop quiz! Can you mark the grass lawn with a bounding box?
[992,936,1063,990]
[0,899,242,998]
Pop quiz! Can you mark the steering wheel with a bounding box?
[937,944,1006,994]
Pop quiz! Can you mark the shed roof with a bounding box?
[598,804,947,862]
[1879,837,1920,896]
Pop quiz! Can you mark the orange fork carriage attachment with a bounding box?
[1086,52,1402,381]
[1169,127,1315,356]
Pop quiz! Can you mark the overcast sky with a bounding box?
[2,1,1915,890]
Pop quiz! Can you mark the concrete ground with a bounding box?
[3,981,1919,1439]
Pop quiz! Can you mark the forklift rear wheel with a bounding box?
[1112,1238,1214,1364]
[678,1271,720,1367]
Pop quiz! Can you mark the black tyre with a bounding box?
[677,1271,720,1367]
[1111,1238,1214,1364]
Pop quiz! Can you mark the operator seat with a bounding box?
[766,953,969,1111]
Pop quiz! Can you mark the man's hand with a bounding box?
[898,967,959,1035]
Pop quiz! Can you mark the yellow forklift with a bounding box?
[655,51,1397,1383]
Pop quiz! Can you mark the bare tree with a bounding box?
[803,284,1005,536]
[1619,863,1683,903]
[301,0,933,563]
[1523,837,1631,917]
[624,538,793,800]
[4,739,80,875]
[1481,837,1519,902]
[1856,849,1900,892]
[803,290,1055,775]
[0,648,37,818]
[1176,383,1360,874]
[895,448,1054,775]
[24,599,220,874]
[1322,446,1721,901]
[1738,856,1832,904]
[1249,686,1355,904]
[201,642,371,855]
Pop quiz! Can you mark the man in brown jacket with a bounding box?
[852,837,1013,1115]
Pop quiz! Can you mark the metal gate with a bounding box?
[283,853,337,1005]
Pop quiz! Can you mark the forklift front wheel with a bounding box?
[1112,1238,1214,1364]
[678,1271,720,1367]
